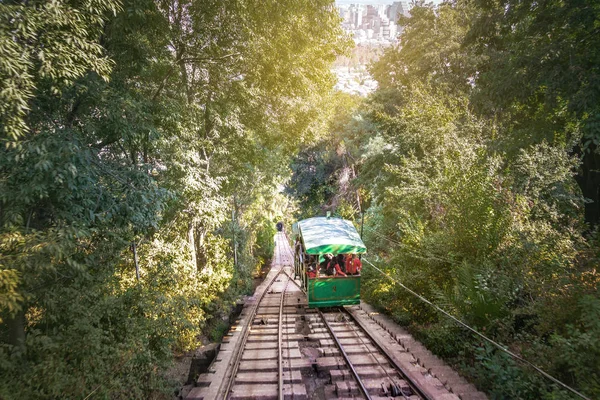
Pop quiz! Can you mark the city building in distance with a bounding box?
[337,1,410,45]
[333,1,411,96]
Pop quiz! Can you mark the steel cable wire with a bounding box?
[361,257,592,400]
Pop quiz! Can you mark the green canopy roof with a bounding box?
[298,217,366,255]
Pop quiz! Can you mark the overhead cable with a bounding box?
[362,257,592,400]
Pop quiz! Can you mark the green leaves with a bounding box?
[0,269,23,323]
[1,0,346,397]
[467,0,600,226]
[0,0,121,142]
[283,2,600,399]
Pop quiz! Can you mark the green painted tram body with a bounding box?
[307,276,361,307]
[293,217,366,308]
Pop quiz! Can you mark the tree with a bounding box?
[0,0,347,397]
[468,0,600,227]
[372,1,477,100]
[0,0,120,143]
[300,2,598,397]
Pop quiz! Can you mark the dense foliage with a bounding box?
[0,0,346,398]
[286,1,600,399]
[3,0,599,398]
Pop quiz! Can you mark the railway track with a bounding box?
[315,308,422,399]
[187,232,485,400]
[218,233,300,399]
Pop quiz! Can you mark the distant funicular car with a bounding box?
[293,217,366,308]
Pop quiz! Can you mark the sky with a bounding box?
[335,0,443,5]
[335,0,399,4]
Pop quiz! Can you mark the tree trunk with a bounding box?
[575,144,600,230]
[7,310,26,350]
[188,222,197,269]
[195,227,206,272]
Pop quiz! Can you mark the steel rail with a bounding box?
[221,232,291,399]
[280,233,295,266]
[220,267,284,399]
[338,310,411,400]
[280,237,414,398]
[277,274,291,400]
[317,309,372,400]
[341,307,430,400]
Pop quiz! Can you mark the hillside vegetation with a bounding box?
[286,1,600,399]
[2,0,599,399]
[0,0,346,398]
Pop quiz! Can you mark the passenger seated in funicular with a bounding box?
[334,258,346,277]
[336,254,346,273]
[346,254,362,275]
[344,254,352,273]
[316,254,339,277]
[306,255,317,278]
[326,253,347,277]
[318,254,331,276]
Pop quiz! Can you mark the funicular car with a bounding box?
[293,216,366,307]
